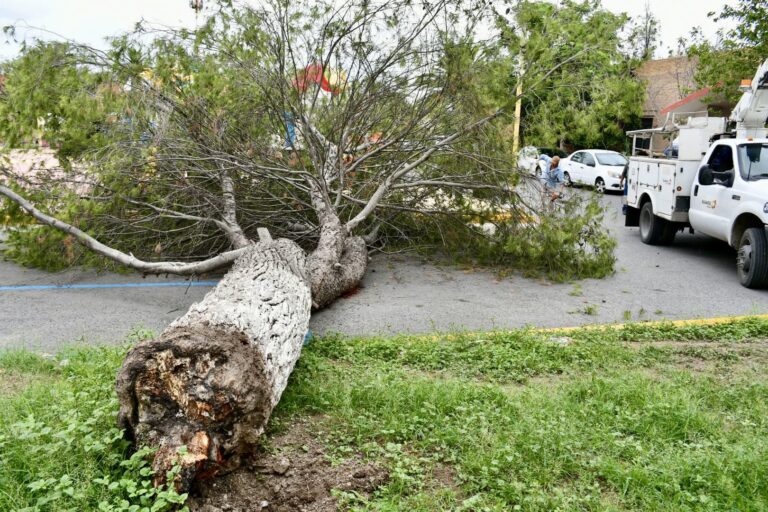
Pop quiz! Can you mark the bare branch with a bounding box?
[219,170,250,249]
[345,109,503,231]
[0,185,247,275]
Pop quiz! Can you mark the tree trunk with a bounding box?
[307,217,368,309]
[115,238,311,491]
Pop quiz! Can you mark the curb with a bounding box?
[536,313,768,335]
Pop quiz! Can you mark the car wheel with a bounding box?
[595,177,606,193]
[563,171,572,186]
[638,201,670,245]
[737,227,768,288]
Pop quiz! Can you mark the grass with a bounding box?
[0,331,187,512]
[2,318,768,511]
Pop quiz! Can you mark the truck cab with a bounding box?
[689,140,768,246]
[625,127,768,289]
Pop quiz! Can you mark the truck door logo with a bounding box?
[701,199,717,209]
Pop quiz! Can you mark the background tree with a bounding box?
[624,1,660,61]
[492,0,644,151]
[688,0,768,102]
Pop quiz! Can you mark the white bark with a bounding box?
[116,238,311,490]
[170,239,310,410]
[219,171,250,249]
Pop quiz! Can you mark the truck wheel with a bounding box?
[737,227,768,288]
[638,201,669,245]
[595,177,605,193]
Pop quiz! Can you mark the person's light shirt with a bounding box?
[538,154,564,189]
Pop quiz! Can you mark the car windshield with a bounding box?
[595,153,627,166]
[737,143,768,181]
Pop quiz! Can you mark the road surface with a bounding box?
[1,193,766,351]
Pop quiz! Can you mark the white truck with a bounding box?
[625,58,768,288]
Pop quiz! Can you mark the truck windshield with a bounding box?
[737,144,768,181]
[595,153,627,166]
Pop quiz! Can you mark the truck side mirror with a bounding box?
[698,165,714,185]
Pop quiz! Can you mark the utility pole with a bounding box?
[512,49,524,155]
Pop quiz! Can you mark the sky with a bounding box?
[0,0,737,63]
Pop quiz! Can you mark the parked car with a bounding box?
[517,146,569,176]
[559,149,627,192]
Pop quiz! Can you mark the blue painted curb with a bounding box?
[0,281,220,292]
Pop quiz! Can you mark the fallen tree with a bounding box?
[0,0,522,490]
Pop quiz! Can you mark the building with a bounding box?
[635,56,731,129]
[635,56,698,128]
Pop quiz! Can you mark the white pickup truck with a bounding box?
[625,58,768,288]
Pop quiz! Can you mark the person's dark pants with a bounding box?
[622,181,628,215]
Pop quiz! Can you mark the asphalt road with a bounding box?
[1,192,767,351]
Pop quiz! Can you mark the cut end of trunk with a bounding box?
[116,239,312,492]
[257,227,273,242]
[116,324,273,490]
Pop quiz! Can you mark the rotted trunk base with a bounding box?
[118,324,272,486]
[115,239,311,491]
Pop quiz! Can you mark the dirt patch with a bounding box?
[624,339,768,349]
[187,419,387,512]
[0,371,29,395]
[625,339,768,372]
[0,369,53,396]
[429,463,460,493]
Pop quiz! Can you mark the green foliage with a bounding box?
[498,194,617,281]
[379,191,616,283]
[494,0,644,150]
[687,0,768,102]
[0,0,624,281]
[0,41,123,165]
[0,334,188,512]
[0,184,124,272]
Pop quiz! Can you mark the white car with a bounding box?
[517,146,540,176]
[560,150,628,193]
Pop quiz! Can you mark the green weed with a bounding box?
[568,284,583,297]
[0,340,187,512]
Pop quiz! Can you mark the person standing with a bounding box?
[538,154,565,202]
[619,162,629,215]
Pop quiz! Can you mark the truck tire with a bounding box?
[737,227,768,288]
[639,201,670,245]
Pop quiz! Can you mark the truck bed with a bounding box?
[627,157,700,223]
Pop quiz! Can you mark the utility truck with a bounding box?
[625,58,768,288]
